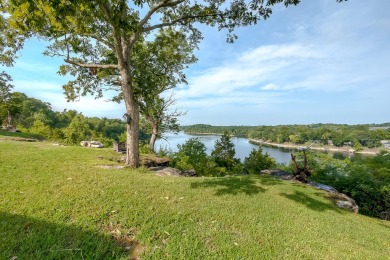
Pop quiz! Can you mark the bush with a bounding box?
[243,147,276,174]
[171,138,214,176]
[211,132,240,170]
[310,152,390,218]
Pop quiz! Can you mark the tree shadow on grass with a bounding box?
[257,175,284,186]
[379,223,390,229]
[191,176,268,196]
[0,211,129,259]
[280,191,342,213]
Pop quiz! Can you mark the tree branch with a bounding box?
[139,0,186,29]
[64,59,118,69]
[142,12,225,33]
[82,33,114,49]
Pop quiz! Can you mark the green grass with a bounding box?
[0,139,389,259]
[0,128,44,140]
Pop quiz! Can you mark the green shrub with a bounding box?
[139,143,154,154]
[211,131,240,170]
[243,147,276,174]
[310,152,390,218]
[171,138,214,176]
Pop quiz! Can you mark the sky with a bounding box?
[1,0,389,126]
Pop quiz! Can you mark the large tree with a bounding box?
[1,0,346,167]
[142,92,186,152]
[131,29,195,152]
[0,71,14,126]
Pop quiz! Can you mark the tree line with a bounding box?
[1,69,181,150]
[182,124,390,150]
[0,91,128,146]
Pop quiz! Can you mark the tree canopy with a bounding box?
[1,0,347,167]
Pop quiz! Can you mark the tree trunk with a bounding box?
[116,34,141,167]
[149,123,158,152]
[124,99,139,167]
[291,151,311,182]
[120,61,140,167]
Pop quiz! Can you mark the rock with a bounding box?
[260,169,295,180]
[80,141,104,148]
[153,167,182,177]
[325,192,359,213]
[80,141,89,147]
[336,201,356,211]
[181,169,198,177]
[149,167,198,177]
[89,141,104,148]
[307,181,338,193]
[140,154,170,167]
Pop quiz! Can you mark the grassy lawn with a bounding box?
[0,139,389,259]
[0,129,44,141]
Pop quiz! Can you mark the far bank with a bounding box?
[248,139,380,155]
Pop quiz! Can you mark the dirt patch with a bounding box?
[103,223,145,259]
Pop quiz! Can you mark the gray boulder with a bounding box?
[80,141,104,148]
[149,167,198,177]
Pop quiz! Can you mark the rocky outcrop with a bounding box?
[260,169,295,180]
[260,169,359,213]
[80,141,104,148]
[141,155,170,167]
[324,192,359,213]
[149,166,198,177]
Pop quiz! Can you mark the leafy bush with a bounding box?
[171,138,214,176]
[27,120,51,139]
[310,151,390,218]
[243,147,276,174]
[139,143,154,154]
[211,131,240,170]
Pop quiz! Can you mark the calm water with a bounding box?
[156,132,293,165]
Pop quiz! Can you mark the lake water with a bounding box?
[156,132,293,165]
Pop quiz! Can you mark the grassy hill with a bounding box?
[0,139,389,259]
[0,129,44,141]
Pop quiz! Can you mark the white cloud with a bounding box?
[239,44,323,63]
[262,84,280,90]
[40,92,125,118]
[176,43,324,107]
[176,0,390,125]
[13,80,63,92]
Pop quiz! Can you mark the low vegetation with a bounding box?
[170,133,276,176]
[1,138,389,259]
[170,133,390,219]
[303,151,390,218]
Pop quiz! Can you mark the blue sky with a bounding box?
[2,0,389,126]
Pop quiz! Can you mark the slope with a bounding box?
[0,140,389,259]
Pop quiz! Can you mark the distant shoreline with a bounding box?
[248,139,379,155]
[183,131,380,155]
